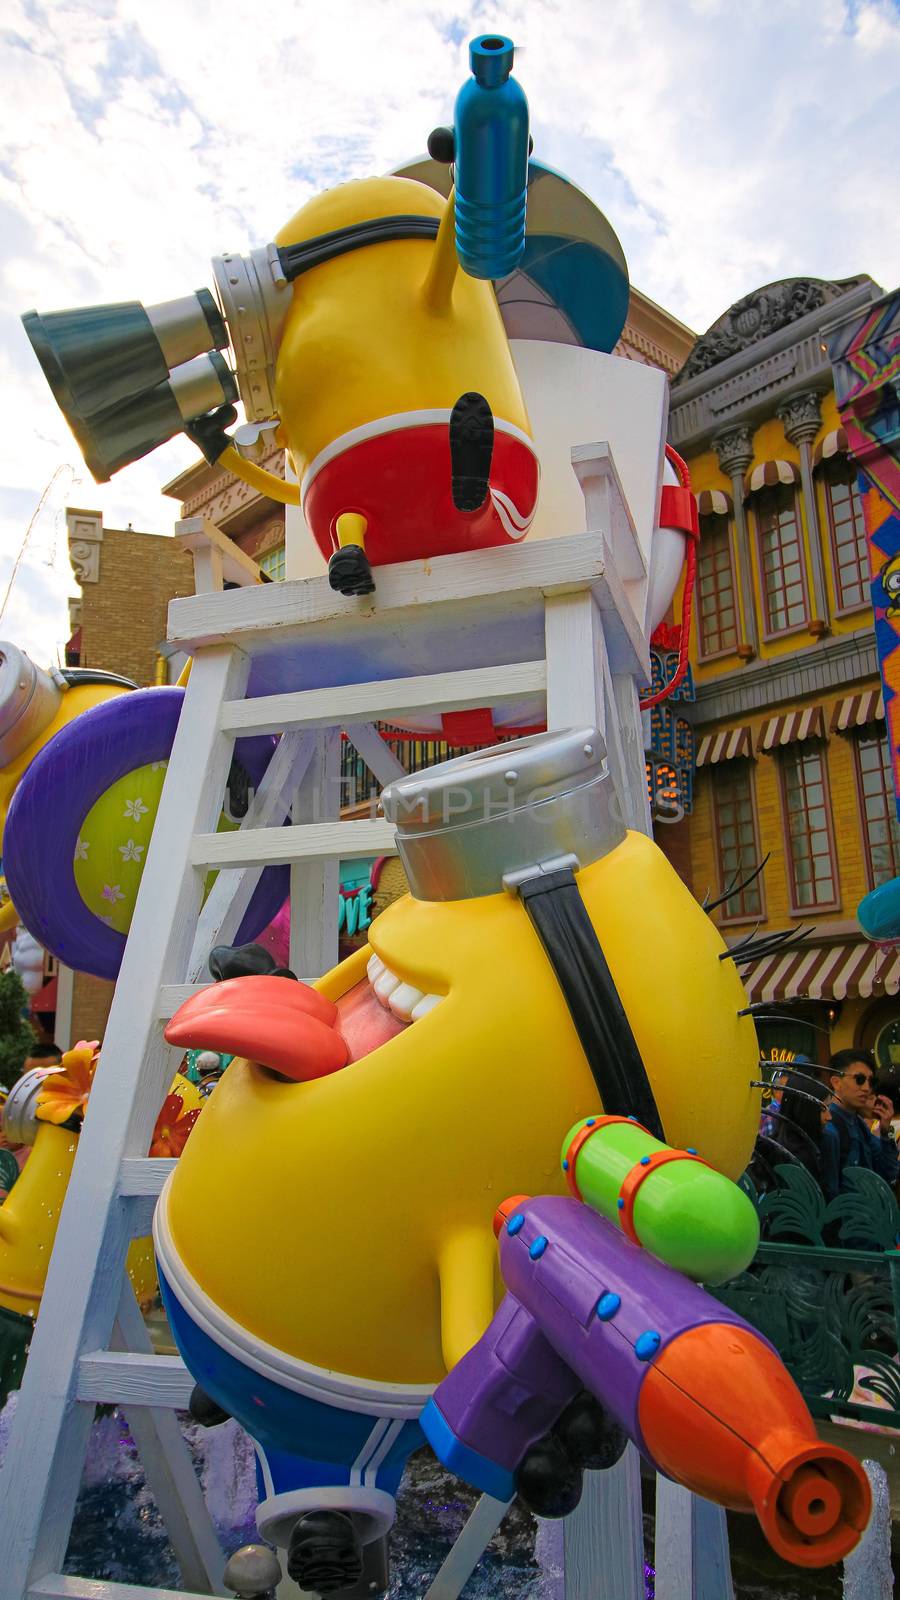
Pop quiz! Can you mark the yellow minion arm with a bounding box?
[422,190,460,317]
[438,1223,497,1371]
[219,445,301,507]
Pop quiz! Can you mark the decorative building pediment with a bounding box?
[674,276,871,385]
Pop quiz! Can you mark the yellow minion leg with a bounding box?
[422,190,460,317]
[438,1225,498,1371]
[336,512,368,553]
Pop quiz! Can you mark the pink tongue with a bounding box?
[336,978,408,1064]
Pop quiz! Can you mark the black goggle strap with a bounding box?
[517,867,665,1141]
[277,215,442,282]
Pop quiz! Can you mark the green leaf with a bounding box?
[825,1168,900,1250]
[758,1162,826,1244]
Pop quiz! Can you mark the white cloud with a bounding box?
[1,0,899,665]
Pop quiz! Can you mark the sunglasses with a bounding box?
[843,1072,874,1088]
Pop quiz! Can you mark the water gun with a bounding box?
[421,1131,871,1568]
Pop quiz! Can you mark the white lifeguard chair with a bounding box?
[0,342,739,1600]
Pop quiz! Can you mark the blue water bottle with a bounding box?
[453,34,529,281]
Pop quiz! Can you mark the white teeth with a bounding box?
[411,993,443,1021]
[388,983,425,1021]
[374,968,401,1006]
[366,952,444,1024]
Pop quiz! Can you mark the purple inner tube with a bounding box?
[4,687,289,981]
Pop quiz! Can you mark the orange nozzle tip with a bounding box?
[493,1195,532,1238]
[753,1442,872,1568]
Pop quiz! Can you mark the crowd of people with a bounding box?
[751,1048,900,1246]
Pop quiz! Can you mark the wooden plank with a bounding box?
[613,670,652,835]
[591,554,650,679]
[290,729,341,982]
[0,644,250,1593]
[654,1478,734,1600]
[219,661,547,736]
[176,514,262,589]
[118,1159,177,1197]
[422,1495,513,1600]
[158,983,210,1019]
[545,590,605,736]
[345,722,406,789]
[191,817,396,869]
[571,441,646,581]
[167,530,607,649]
[562,1450,645,1599]
[77,1351,194,1409]
[112,1281,224,1594]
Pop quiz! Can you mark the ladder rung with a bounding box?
[118,1158,177,1197]
[220,659,547,735]
[31,1577,219,1600]
[191,817,396,870]
[158,982,210,1019]
[77,1351,193,1408]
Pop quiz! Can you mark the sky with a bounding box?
[1,0,899,666]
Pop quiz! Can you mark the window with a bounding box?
[854,729,900,888]
[780,743,838,910]
[711,761,764,921]
[824,468,869,612]
[754,486,809,635]
[696,514,739,657]
[259,544,286,581]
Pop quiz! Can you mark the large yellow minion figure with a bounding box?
[156,729,761,1594]
[21,36,542,600]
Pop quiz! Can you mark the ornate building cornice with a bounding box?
[675,277,869,385]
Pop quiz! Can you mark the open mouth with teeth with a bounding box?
[164,953,446,1083]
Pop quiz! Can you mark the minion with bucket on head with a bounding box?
[155,729,763,1595]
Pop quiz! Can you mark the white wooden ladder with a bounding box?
[0,448,728,1600]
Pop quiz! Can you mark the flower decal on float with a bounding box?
[149,1091,200,1158]
[35,1041,99,1126]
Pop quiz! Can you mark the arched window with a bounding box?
[696,512,739,658]
[823,464,869,613]
[754,485,810,636]
[853,727,900,888]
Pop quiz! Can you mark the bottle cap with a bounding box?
[469,34,515,88]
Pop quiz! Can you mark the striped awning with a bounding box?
[696,726,753,767]
[831,688,885,732]
[757,706,825,753]
[741,940,900,1004]
[696,488,733,518]
[813,427,849,470]
[743,459,802,499]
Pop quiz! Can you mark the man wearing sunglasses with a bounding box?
[820,1049,899,1221]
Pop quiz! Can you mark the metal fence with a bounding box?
[340,728,479,808]
[714,1165,900,1430]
